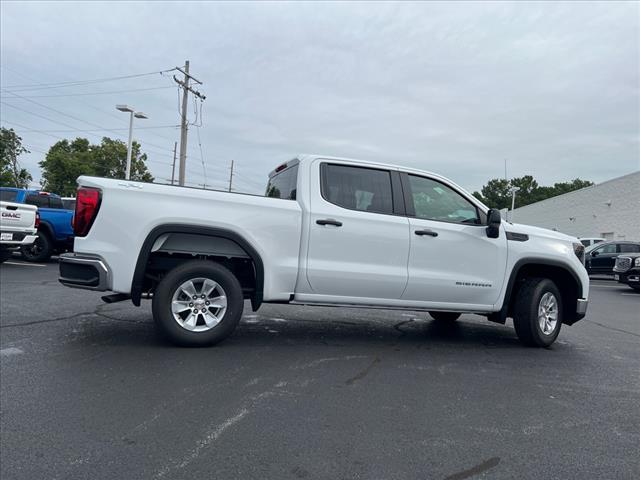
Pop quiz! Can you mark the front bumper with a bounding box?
[615,269,640,286]
[59,253,110,291]
[575,298,588,320]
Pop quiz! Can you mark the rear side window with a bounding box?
[0,190,18,202]
[266,164,298,200]
[49,197,64,209]
[619,244,640,253]
[26,194,49,208]
[321,164,393,214]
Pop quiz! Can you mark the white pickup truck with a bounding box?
[59,155,589,348]
[0,201,38,263]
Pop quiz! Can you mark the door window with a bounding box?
[619,244,640,253]
[593,244,616,255]
[407,175,479,224]
[321,164,393,214]
[49,197,64,209]
[265,164,298,200]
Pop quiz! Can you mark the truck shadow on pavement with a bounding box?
[72,310,525,350]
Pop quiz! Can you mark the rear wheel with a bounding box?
[152,260,244,347]
[20,231,52,262]
[429,311,461,322]
[630,285,640,292]
[513,277,562,347]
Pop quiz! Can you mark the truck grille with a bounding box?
[614,256,632,273]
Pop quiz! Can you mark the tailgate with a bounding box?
[0,201,37,232]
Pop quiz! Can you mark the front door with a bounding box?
[305,161,410,300]
[588,243,617,273]
[400,173,507,307]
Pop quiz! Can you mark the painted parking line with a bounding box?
[590,284,625,288]
[4,261,47,267]
[620,293,640,296]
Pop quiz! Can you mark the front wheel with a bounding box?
[513,277,562,347]
[20,231,52,262]
[152,260,244,347]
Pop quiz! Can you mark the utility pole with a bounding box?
[173,60,206,186]
[170,141,177,185]
[228,160,234,192]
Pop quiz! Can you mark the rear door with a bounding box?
[305,161,410,299]
[400,173,507,306]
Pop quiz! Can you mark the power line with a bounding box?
[1,66,179,147]
[2,102,175,160]
[0,124,179,133]
[0,86,175,98]
[1,68,178,91]
[2,91,176,154]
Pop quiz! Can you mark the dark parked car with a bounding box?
[613,253,640,291]
[585,241,640,275]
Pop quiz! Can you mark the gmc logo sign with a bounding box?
[1,212,21,219]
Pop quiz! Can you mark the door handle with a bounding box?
[316,219,343,227]
[415,229,438,237]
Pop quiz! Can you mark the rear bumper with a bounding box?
[0,231,37,246]
[59,253,110,291]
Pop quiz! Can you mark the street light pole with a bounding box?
[125,111,134,180]
[510,186,520,222]
[116,105,148,180]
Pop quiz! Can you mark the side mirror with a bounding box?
[486,209,501,238]
[590,251,598,257]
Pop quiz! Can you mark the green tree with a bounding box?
[0,127,33,188]
[40,136,154,195]
[473,178,511,210]
[473,175,594,210]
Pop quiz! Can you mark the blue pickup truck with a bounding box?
[0,188,74,262]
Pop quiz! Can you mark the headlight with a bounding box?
[573,242,585,264]
[635,258,640,267]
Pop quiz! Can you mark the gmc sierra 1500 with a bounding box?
[59,155,588,347]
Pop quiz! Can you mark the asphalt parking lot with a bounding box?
[1,259,639,480]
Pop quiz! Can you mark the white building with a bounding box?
[510,171,640,241]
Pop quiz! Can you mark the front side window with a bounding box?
[265,164,298,200]
[321,164,393,214]
[408,175,479,224]
[594,244,616,254]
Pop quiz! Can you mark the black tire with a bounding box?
[630,285,640,292]
[0,249,12,263]
[429,311,461,322]
[513,277,562,347]
[20,231,52,262]
[152,260,244,347]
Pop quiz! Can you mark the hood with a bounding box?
[505,222,577,243]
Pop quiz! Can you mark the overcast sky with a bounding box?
[1,1,638,193]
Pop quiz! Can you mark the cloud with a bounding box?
[1,1,638,193]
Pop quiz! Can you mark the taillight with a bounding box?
[35,211,41,228]
[74,187,101,237]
